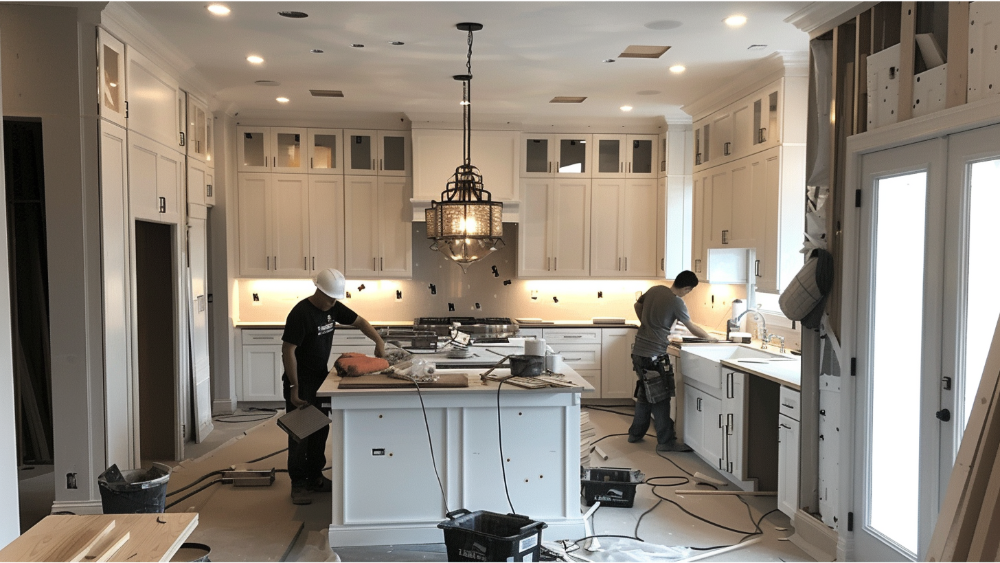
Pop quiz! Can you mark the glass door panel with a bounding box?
[379,132,409,175]
[595,137,623,176]
[630,138,653,176]
[240,130,268,170]
[347,131,376,174]
[524,137,550,174]
[103,45,122,115]
[313,135,338,169]
[274,132,302,169]
[556,136,588,175]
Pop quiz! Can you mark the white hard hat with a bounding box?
[315,268,346,299]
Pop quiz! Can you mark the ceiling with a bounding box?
[128,1,812,123]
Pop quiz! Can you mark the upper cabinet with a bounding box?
[520,134,592,178]
[695,79,785,172]
[126,47,184,150]
[591,134,657,179]
[517,178,591,277]
[128,132,182,224]
[343,176,412,278]
[344,130,411,176]
[237,126,308,173]
[590,178,658,278]
[307,128,344,175]
[187,93,210,164]
[413,129,519,202]
[98,28,126,128]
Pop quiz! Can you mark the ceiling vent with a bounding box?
[254,80,280,86]
[618,45,671,59]
[747,44,768,50]
[550,96,587,103]
[310,90,344,98]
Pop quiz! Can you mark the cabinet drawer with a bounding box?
[780,386,800,421]
[576,369,601,398]
[543,328,602,344]
[332,330,374,346]
[548,344,601,370]
[241,329,284,345]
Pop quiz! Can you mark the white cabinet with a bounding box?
[343,176,412,278]
[98,28,126,127]
[778,414,800,517]
[517,178,591,277]
[591,134,657,179]
[683,383,724,468]
[413,129,519,202]
[240,330,284,402]
[590,178,658,277]
[543,328,602,399]
[695,80,785,173]
[344,130,411,176]
[721,370,747,478]
[205,169,215,207]
[708,166,732,248]
[520,134,592,178]
[188,159,208,207]
[709,111,734,164]
[126,47,184,150]
[236,173,311,277]
[307,128,344,174]
[600,328,635,399]
[308,175,346,274]
[236,126,308,173]
[128,132,182,224]
[187,93,210,163]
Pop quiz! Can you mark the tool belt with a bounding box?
[632,355,674,403]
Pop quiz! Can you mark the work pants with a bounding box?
[282,377,329,487]
[628,354,677,446]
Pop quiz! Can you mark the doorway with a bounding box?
[134,220,178,462]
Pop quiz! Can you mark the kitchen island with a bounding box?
[316,346,590,547]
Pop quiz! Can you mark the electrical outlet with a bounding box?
[252,292,261,306]
[531,290,538,300]
[66,473,77,489]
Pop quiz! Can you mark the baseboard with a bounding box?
[51,499,104,515]
[213,398,236,416]
[790,509,838,562]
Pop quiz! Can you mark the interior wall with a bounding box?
[209,112,235,415]
[0,20,23,548]
[0,3,106,512]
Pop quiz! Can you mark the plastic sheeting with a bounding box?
[544,538,695,562]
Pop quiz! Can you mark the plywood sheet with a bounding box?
[337,372,469,389]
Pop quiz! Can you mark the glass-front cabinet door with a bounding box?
[237,126,270,172]
[346,130,377,175]
[555,134,590,176]
[627,135,657,179]
[98,28,126,128]
[377,131,411,176]
[271,127,307,173]
[187,94,209,163]
[307,128,343,175]
[521,134,554,178]
[205,112,214,166]
[592,135,625,179]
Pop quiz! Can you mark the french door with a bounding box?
[855,124,1000,561]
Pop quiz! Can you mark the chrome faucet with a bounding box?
[730,309,767,347]
[768,334,786,354]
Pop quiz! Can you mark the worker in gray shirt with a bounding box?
[630,271,715,452]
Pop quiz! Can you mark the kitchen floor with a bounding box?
[151,403,817,562]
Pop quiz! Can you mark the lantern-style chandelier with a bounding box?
[425,22,503,273]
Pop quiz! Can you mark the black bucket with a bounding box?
[438,509,546,562]
[98,462,171,514]
[580,466,644,508]
[170,543,211,562]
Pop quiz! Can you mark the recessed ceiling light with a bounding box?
[276,97,290,103]
[669,65,686,73]
[603,59,616,63]
[247,55,264,64]
[351,43,365,48]
[206,4,230,16]
[389,41,404,46]
[725,15,747,27]
[620,105,633,112]
[310,49,324,54]
[278,11,308,18]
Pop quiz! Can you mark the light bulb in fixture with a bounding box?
[620,105,633,112]
[276,97,289,103]
[669,65,686,73]
[247,55,264,64]
[207,4,230,16]
[725,15,747,27]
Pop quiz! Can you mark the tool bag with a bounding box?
[779,248,834,329]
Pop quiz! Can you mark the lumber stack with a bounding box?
[581,411,596,468]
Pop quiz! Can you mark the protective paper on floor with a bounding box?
[544,538,694,561]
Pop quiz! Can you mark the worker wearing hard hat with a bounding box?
[281,268,386,505]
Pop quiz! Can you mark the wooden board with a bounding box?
[337,372,469,389]
[0,514,198,563]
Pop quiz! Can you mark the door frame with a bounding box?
[840,97,1000,561]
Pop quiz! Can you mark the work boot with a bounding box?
[627,434,643,443]
[307,475,333,493]
[656,441,693,453]
[291,486,312,505]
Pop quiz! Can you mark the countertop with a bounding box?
[235,320,638,329]
[721,357,801,390]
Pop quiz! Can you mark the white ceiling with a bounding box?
[128,1,812,123]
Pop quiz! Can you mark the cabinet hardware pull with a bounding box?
[274,256,278,269]
[624,257,627,271]
[781,402,794,409]
[159,197,167,213]
[372,158,376,170]
[728,413,733,428]
[755,259,761,277]
[548,161,552,174]
[696,397,702,411]
[564,335,583,338]
[556,161,560,172]
[618,257,621,271]
[207,184,213,197]
[380,158,383,170]
[629,162,631,174]
[719,414,723,428]
[758,128,767,144]
[312,257,315,270]
[661,258,664,271]
[722,230,728,245]
[779,423,790,429]
[180,131,185,146]
[620,162,623,173]
[380,257,383,270]
[304,257,307,270]
[724,141,731,156]
[554,257,557,270]
[564,357,582,361]
[695,259,702,273]
[374,257,377,271]
[728,462,733,473]
[267,256,270,270]
[125,100,129,119]
[311,157,314,168]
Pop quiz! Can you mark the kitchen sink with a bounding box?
[679,344,788,390]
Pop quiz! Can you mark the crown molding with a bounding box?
[682,52,807,120]
[101,2,217,102]
[785,1,878,39]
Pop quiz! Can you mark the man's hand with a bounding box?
[289,389,308,409]
[374,342,386,358]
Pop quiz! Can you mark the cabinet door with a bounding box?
[237,173,272,276]
[752,148,781,291]
[377,131,411,176]
[592,134,626,178]
[345,130,377,175]
[241,345,283,401]
[156,145,183,224]
[601,328,635,399]
[724,371,747,478]
[754,89,781,150]
[589,179,624,277]
[309,175,345,273]
[709,167,732,247]
[658,133,668,177]
[777,416,800,517]
[98,28,126,127]
[188,160,207,207]
[205,111,214,166]
[684,384,704,454]
[126,47,183,149]
[343,176,380,277]
[307,128,344,174]
[271,127,308,173]
[701,391,724,471]
[732,100,753,159]
[623,179,658,277]
[729,159,753,246]
[127,132,160,221]
[237,126,270,172]
[205,170,215,207]
[656,177,667,278]
[550,179,591,276]
[187,94,209,162]
[517,179,553,276]
[626,135,657,179]
[554,134,591,176]
[413,129,519,202]
[521,134,554,177]
[270,174,311,276]
[691,171,710,276]
[710,113,734,163]
[377,176,413,278]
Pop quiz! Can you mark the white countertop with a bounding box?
[721,357,801,390]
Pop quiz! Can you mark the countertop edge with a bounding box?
[720,358,801,391]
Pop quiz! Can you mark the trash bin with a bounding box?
[437,509,546,562]
[98,462,171,514]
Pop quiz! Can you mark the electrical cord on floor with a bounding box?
[497,378,516,514]
[246,448,288,464]
[165,470,226,497]
[582,405,636,417]
[409,376,451,514]
[213,407,278,424]
[590,432,654,446]
[649,487,758,535]
[164,478,223,509]
[655,449,697,477]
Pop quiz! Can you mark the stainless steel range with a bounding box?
[413,317,519,342]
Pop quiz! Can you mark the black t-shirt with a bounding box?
[282,299,359,391]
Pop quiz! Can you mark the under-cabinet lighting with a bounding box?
[207,4,230,16]
[247,55,264,64]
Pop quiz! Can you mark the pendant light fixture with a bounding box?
[425,22,503,273]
